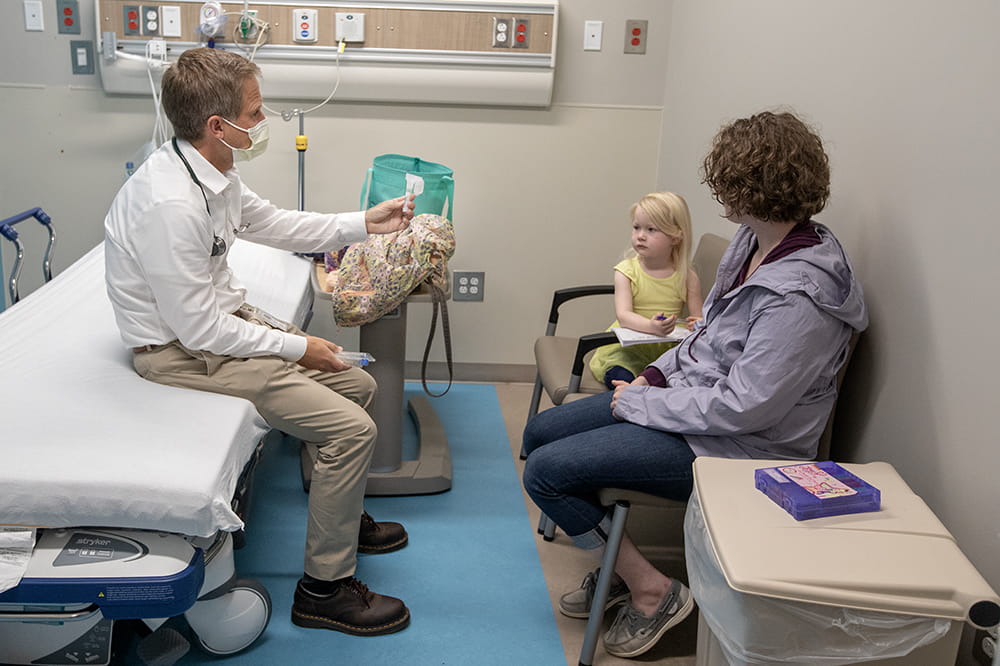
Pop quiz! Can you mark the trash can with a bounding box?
[685,457,1000,666]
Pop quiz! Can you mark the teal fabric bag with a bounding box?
[360,154,454,220]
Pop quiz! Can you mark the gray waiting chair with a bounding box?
[525,233,730,432]
[528,233,730,540]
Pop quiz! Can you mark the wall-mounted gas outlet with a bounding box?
[238,9,259,40]
[492,17,511,48]
[624,19,648,55]
[453,271,485,302]
[511,17,530,48]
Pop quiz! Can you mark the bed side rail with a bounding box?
[0,207,57,308]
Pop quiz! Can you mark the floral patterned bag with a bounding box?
[327,213,455,395]
[329,213,454,327]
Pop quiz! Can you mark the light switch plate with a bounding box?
[71,40,95,75]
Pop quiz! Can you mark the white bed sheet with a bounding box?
[228,239,316,328]
[0,242,314,537]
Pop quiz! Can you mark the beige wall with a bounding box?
[657,0,1000,592]
[0,0,672,357]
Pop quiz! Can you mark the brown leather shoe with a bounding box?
[291,578,410,635]
[358,511,408,554]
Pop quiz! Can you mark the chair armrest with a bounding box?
[571,331,618,378]
[547,285,614,327]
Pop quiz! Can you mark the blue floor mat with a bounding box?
[160,383,562,665]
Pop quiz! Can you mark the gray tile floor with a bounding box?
[495,382,697,666]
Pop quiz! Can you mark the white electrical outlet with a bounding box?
[492,17,511,48]
[335,12,365,42]
[453,272,486,302]
[140,5,160,36]
[293,8,318,42]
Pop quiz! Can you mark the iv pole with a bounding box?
[295,110,306,211]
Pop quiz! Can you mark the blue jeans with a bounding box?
[522,392,695,549]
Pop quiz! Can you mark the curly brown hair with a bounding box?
[701,111,830,223]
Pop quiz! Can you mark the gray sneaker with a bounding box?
[603,578,694,658]
[558,568,630,618]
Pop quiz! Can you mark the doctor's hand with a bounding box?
[298,336,351,373]
[365,196,413,235]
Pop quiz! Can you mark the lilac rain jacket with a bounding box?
[613,222,868,461]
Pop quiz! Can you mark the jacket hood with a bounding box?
[718,223,868,332]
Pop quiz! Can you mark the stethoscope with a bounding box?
[172,137,246,257]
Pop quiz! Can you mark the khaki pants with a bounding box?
[133,311,376,581]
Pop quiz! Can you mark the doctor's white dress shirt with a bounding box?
[104,138,366,362]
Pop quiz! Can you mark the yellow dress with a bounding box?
[588,256,685,385]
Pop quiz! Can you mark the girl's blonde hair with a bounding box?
[628,192,693,294]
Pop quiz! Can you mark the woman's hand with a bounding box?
[610,375,649,415]
[365,195,414,234]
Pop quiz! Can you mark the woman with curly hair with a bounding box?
[521,110,868,658]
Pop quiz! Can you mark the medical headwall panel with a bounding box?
[96,1,558,106]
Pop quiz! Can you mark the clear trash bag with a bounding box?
[684,490,951,665]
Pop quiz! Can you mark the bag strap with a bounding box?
[421,280,453,397]
[359,167,374,210]
[441,175,455,220]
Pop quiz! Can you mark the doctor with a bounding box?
[104,47,411,636]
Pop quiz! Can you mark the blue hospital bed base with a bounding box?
[0,529,271,665]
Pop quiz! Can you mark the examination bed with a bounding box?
[0,239,316,664]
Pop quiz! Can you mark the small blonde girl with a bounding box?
[589,192,704,388]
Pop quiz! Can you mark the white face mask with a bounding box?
[219,117,269,161]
